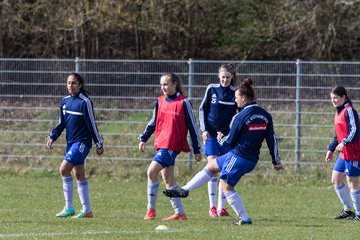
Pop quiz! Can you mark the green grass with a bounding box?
[0,170,358,240]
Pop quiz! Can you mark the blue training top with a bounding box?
[48,92,103,149]
[218,102,281,165]
[199,83,237,137]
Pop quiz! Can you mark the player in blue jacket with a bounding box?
[47,73,104,219]
[164,78,283,225]
[199,63,238,217]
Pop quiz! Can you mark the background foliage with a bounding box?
[1,0,360,60]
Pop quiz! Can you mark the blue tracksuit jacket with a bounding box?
[218,102,281,165]
[199,84,237,137]
[48,92,103,149]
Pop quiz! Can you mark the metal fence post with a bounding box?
[295,59,301,173]
[187,58,194,169]
[75,57,80,73]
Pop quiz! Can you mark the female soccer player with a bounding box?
[199,63,238,217]
[325,86,360,221]
[139,72,201,221]
[47,73,104,218]
[164,78,283,225]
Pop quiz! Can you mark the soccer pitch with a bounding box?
[0,171,358,240]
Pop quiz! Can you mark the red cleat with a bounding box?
[144,208,156,220]
[218,208,230,217]
[162,213,188,221]
[209,206,218,217]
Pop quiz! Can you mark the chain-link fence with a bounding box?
[1,58,360,172]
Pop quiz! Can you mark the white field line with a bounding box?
[0,228,207,238]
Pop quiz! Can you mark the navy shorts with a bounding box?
[204,136,231,157]
[334,156,360,177]
[153,149,178,168]
[64,142,90,166]
[216,151,257,187]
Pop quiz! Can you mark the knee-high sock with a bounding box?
[168,185,185,215]
[77,180,91,212]
[208,177,217,208]
[217,181,226,210]
[183,167,212,191]
[351,189,360,215]
[62,176,74,209]
[147,181,159,210]
[334,183,353,211]
[225,190,249,219]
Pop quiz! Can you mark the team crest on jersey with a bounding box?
[211,94,217,104]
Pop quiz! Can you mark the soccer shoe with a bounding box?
[347,214,360,221]
[231,217,252,225]
[56,207,75,218]
[144,208,156,220]
[334,210,355,219]
[209,206,218,217]
[163,188,189,198]
[218,208,230,217]
[162,213,188,221]
[71,210,94,218]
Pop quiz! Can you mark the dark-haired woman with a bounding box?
[139,72,201,221]
[47,73,104,218]
[325,86,360,221]
[163,78,283,225]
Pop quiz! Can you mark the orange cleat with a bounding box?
[144,208,156,220]
[162,213,188,221]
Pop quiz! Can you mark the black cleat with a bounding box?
[347,214,360,221]
[163,188,189,198]
[231,217,252,225]
[334,210,355,219]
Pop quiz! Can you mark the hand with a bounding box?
[274,163,284,171]
[325,150,333,162]
[46,139,54,149]
[139,141,146,152]
[202,131,209,141]
[216,131,224,141]
[335,143,344,152]
[194,153,202,162]
[96,147,104,155]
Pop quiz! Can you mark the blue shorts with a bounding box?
[216,151,257,187]
[153,149,178,168]
[334,157,360,177]
[204,136,231,157]
[64,142,90,166]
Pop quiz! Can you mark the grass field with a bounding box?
[0,168,358,240]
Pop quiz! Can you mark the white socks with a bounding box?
[147,181,159,210]
[225,190,249,219]
[62,176,74,209]
[183,167,212,191]
[334,183,353,211]
[77,180,91,212]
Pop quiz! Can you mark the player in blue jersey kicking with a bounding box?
[164,77,283,225]
[139,72,201,221]
[47,73,104,218]
[325,86,360,221]
[199,63,238,217]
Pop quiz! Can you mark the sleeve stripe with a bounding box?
[198,85,212,132]
[184,98,201,142]
[346,107,357,142]
[80,93,103,144]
